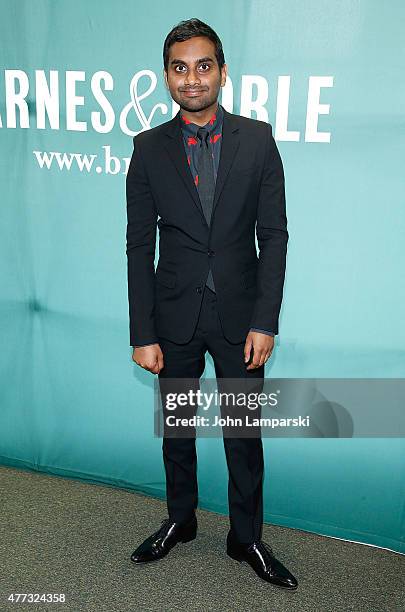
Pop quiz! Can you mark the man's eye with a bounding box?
[175,65,185,72]
[199,63,210,71]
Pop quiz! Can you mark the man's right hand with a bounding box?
[132,345,164,374]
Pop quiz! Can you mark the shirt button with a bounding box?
[207,250,214,257]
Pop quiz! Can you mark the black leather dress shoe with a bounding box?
[130,516,197,564]
[226,531,298,590]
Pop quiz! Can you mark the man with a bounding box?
[126,18,297,590]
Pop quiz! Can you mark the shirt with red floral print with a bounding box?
[179,101,223,187]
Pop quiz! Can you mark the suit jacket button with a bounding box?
[196,286,202,294]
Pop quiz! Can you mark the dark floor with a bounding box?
[0,465,404,612]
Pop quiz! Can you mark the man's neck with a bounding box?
[180,101,219,126]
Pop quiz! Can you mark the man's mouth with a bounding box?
[182,89,205,97]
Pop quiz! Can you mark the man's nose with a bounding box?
[184,69,201,86]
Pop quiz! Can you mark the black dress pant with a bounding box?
[157,285,265,544]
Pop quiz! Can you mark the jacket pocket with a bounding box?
[155,266,177,288]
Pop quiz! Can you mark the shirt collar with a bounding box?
[179,102,224,137]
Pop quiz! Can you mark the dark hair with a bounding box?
[163,18,225,72]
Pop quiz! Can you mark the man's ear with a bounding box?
[221,63,227,87]
[163,70,169,89]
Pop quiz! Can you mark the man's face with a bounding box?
[164,36,227,113]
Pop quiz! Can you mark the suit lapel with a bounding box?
[212,107,240,216]
[163,112,203,218]
[163,105,240,221]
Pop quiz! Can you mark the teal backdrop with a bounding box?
[1,1,404,553]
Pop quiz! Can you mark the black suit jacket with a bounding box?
[126,105,288,346]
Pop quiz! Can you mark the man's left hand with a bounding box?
[244,331,274,370]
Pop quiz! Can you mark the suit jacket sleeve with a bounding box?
[249,123,288,335]
[250,328,275,337]
[126,134,158,347]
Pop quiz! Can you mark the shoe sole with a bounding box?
[227,549,298,591]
